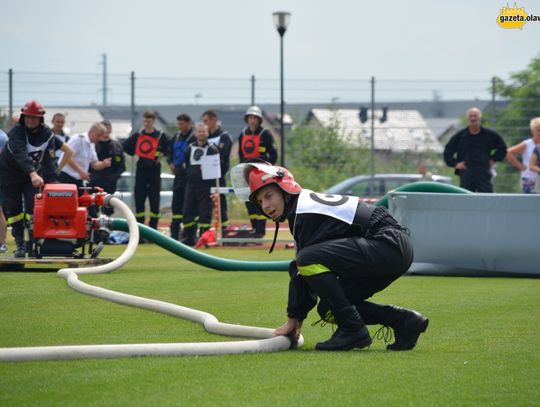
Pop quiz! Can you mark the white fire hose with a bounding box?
[0,197,302,362]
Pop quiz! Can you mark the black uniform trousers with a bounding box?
[170,174,187,240]
[58,172,84,192]
[0,182,36,244]
[182,183,212,243]
[134,167,161,229]
[245,200,267,236]
[218,177,229,227]
[296,227,413,312]
[459,167,493,192]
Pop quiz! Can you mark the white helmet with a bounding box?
[244,106,263,123]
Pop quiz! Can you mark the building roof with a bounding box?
[308,108,443,153]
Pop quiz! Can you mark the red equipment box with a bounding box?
[33,184,88,239]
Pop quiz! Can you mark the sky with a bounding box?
[1,0,539,105]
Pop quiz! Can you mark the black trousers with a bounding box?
[459,167,493,193]
[134,167,161,229]
[296,227,414,302]
[217,177,229,226]
[0,182,36,243]
[182,183,213,240]
[245,201,267,236]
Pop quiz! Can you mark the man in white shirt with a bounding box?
[59,123,112,190]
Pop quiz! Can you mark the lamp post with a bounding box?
[273,11,290,167]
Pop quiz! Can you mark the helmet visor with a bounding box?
[230,163,283,201]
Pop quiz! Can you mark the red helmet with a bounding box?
[247,165,301,203]
[231,163,302,204]
[21,100,46,118]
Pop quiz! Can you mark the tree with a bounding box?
[492,54,540,192]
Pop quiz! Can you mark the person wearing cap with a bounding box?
[230,162,429,351]
[238,106,278,238]
[0,100,61,257]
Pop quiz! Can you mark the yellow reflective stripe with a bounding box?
[248,214,259,219]
[221,220,230,226]
[259,146,267,152]
[149,212,161,218]
[7,213,24,225]
[256,215,267,220]
[135,212,146,217]
[298,264,331,276]
[172,214,183,220]
[25,214,32,221]
[198,223,211,228]
[183,221,197,228]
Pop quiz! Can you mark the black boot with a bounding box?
[354,302,428,351]
[382,306,429,351]
[180,227,196,247]
[14,240,26,258]
[170,220,181,241]
[315,306,372,351]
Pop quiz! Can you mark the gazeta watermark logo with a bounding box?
[497,2,539,29]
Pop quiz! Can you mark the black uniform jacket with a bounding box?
[208,127,232,176]
[238,126,278,164]
[90,139,125,182]
[443,127,507,175]
[0,123,58,184]
[184,141,220,187]
[122,129,169,171]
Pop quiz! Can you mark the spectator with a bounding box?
[231,162,428,351]
[528,144,540,193]
[417,164,434,181]
[506,117,540,193]
[0,100,59,257]
[181,123,220,246]
[0,129,8,253]
[89,120,125,215]
[51,113,69,159]
[167,114,195,241]
[59,123,112,191]
[202,110,232,228]
[238,106,278,237]
[122,111,169,230]
[443,107,507,192]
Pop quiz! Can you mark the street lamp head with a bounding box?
[273,11,291,36]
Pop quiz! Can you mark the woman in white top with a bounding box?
[506,117,540,193]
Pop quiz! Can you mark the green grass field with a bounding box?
[0,244,538,407]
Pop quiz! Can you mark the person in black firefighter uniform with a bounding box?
[0,100,60,257]
[231,162,429,352]
[238,106,278,237]
[89,120,125,216]
[122,111,169,229]
[181,123,220,246]
[202,110,232,229]
[167,114,195,241]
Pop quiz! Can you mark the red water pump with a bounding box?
[32,183,109,258]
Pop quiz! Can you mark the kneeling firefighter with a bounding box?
[230,162,429,351]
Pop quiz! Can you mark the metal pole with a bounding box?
[370,76,375,196]
[279,34,285,167]
[102,54,108,107]
[251,75,255,106]
[491,76,496,130]
[8,69,13,127]
[130,71,136,179]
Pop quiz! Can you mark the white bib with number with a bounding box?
[296,189,358,225]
